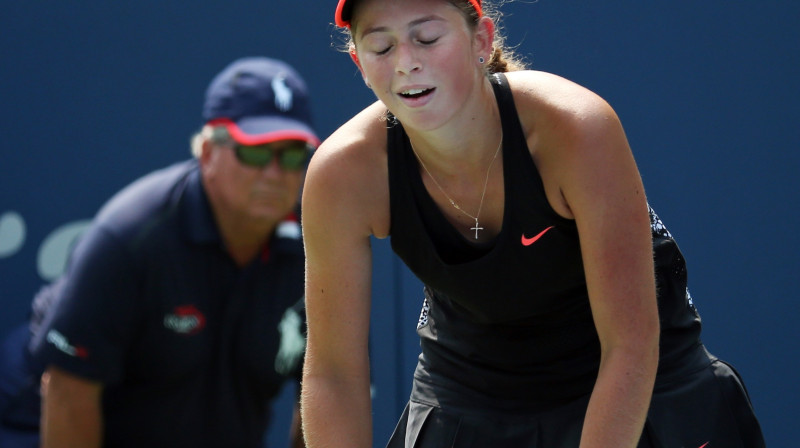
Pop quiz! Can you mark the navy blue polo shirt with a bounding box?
[30,160,305,447]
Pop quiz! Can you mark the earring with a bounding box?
[478,56,485,64]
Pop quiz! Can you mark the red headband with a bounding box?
[335,0,483,28]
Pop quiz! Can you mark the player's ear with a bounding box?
[349,48,371,89]
[474,16,495,62]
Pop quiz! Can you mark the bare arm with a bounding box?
[300,113,388,448]
[574,121,659,447]
[41,366,104,448]
[525,73,660,447]
[565,102,658,448]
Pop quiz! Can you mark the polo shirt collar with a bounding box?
[182,163,221,245]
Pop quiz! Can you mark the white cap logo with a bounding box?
[272,74,293,112]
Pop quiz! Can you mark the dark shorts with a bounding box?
[386,355,765,448]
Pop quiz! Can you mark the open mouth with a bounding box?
[400,88,434,99]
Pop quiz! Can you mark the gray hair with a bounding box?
[190,125,233,158]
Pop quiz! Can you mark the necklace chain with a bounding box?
[411,133,502,239]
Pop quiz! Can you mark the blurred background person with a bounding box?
[1,56,317,448]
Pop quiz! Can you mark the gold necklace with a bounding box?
[411,133,502,240]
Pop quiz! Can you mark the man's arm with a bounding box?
[289,394,305,448]
[41,366,104,448]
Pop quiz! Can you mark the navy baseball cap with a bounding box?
[202,57,320,146]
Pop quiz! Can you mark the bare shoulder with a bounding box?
[504,70,619,141]
[502,71,633,219]
[303,101,391,239]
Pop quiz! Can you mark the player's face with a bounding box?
[351,0,484,131]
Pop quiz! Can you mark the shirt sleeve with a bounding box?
[29,224,142,385]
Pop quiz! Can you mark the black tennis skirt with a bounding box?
[386,348,765,447]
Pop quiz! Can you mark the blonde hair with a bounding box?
[456,0,528,73]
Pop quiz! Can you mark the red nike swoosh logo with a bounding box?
[521,226,555,246]
[698,443,709,448]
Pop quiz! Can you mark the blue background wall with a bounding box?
[1,1,797,446]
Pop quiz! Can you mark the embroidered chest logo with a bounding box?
[521,225,555,246]
[163,305,206,335]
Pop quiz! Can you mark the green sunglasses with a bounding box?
[232,141,312,171]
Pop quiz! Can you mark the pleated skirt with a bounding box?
[386,350,765,448]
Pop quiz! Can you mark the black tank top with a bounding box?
[387,73,703,410]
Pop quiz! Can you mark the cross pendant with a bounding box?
[471,219,484,240]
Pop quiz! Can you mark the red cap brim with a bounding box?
[207,118,320,147]
[335,0,350,27]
